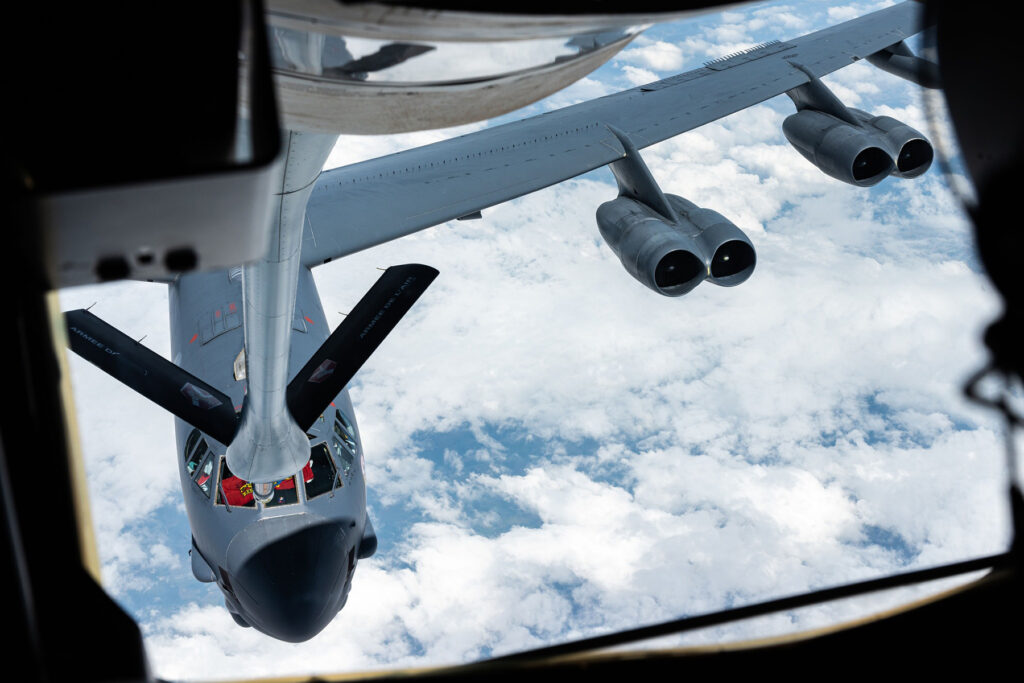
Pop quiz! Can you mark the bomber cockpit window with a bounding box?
[184,428,201,463]
[265,476,298,507]
[333,410,357,455]
[186,435,214,499]
[185,430,205,476]
[305,443,343,499]
[333,438,355,482]
[265,459,313,507]
[216,458,256,508]
[335,410,355,439]
[186,446,204,478]
[192,446,213,498]
[333,422,356,455]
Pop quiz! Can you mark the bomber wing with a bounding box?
[301,1,924,267]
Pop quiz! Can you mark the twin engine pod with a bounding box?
[782,108,933,186]
[596,194,755,297]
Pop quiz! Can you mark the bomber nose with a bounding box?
[227,515,351,642]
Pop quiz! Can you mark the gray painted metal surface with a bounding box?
[171,261,368,641]
[301,1,923,266]
[227,131,338,484]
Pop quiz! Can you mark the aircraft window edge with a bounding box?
[190,444,209,480]
[215,456,257,509]
[305,443,342,500]
[183,428,201,462]
[335,409,356,439]
[333,420,357,456]
[186,439,209,479]
[264,474,300,507]
[193,449,214,499]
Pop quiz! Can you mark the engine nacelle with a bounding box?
[865,43,941,90]
[596,195,756,296]
[596,197,707,296]
[783,109,894,186]
[665,195,756,287]
[850,109,933,179]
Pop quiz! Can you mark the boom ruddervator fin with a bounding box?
[64,309,238,445]
[287,263,438,431]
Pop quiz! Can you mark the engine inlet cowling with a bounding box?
[850,110,934,179]
[783,109,894,186]
[665,195,756,287]
[596,197,706,296]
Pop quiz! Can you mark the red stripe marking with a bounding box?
[330,401,336,407]
[215,309,221,319]
[304,316,314,325]
[229,302,236,313]
[189,333,198,344]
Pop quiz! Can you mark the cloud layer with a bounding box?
[59,1,1010,680]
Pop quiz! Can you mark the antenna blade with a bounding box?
[287,264,438,430]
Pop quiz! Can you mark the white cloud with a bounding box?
[148,543,181,571]
[323,121,488,170]
[828,5,864,21]
[62,1,1009,679]
[621,65,659,87]
[541,77,617,110]
[827,1,896,24]
[707,23,755,45]
[59,281,182,594]
[618,41,685,72]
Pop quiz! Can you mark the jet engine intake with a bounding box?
[596,195,757,295]
[596,197,706,296]
[850,109,934,179]
[667,193,757,286]
[782,109,894,186]
[665,195,756,287]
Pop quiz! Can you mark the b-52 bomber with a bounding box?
[64,1,938,642]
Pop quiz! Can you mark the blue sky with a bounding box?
[59,1,1012,679]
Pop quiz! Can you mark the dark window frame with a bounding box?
[305,442,343,500]
[214,456,257,508]
[184,428,202,463]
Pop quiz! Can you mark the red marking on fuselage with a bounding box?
[330,401,336,407]
[229,302,237,313]
[189,333,198,344]
[215,309,221,319]
[304,316,314,325]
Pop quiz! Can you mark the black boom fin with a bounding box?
[287,263,438,431]
[64,309,238,445]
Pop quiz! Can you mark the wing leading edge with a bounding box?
[302,2,925,267]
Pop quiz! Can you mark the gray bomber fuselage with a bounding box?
[170,264,371,641]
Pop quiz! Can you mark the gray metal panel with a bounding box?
[302,1,923,267]
[228,131,337,484]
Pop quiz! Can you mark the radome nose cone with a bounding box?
[227,515,349,642]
